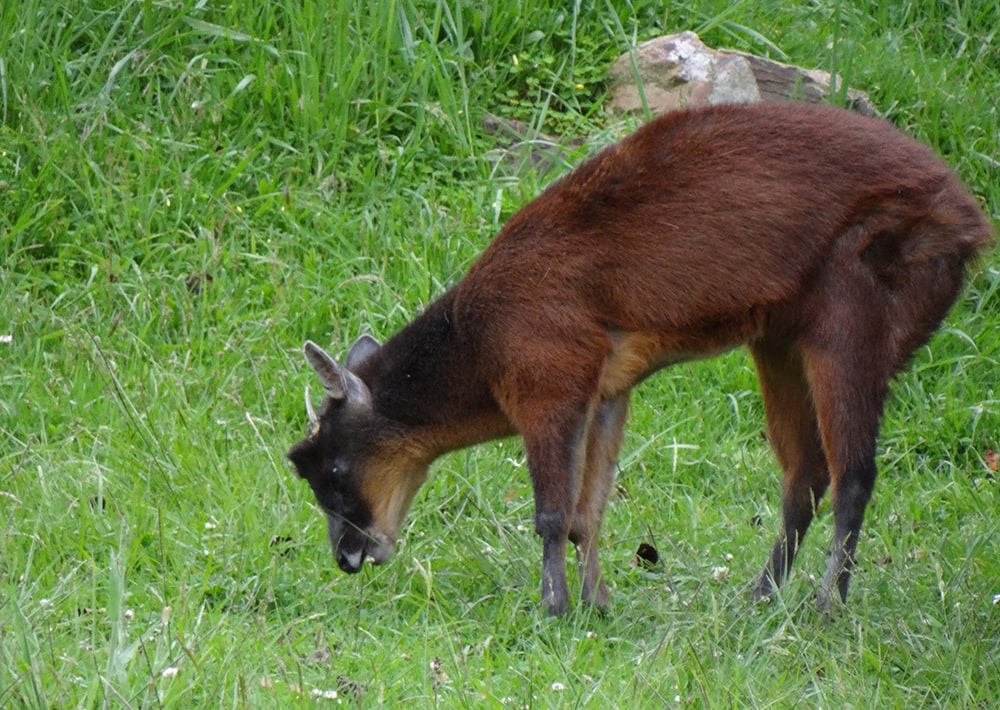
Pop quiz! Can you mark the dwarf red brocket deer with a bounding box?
[287,102,992,616]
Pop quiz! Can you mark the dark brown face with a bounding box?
[287,339,428,573]
[287,411,378,573]
[288,400,391,574]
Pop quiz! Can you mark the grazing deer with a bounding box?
[287,102,992,616]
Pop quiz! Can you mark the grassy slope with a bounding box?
[1,0,997,706]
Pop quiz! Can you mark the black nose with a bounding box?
[336,545,364,574]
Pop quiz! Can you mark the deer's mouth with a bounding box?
[327,515,394,573]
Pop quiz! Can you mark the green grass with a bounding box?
[2,0,998,706]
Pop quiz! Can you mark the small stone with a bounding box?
[608,31,875,116]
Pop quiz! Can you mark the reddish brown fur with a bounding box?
[288,102,992,616]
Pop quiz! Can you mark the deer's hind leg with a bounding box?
[796,238,904,611]
[801,340,890,612]
[801,228,974,611]
[750,337,830,601]
[570,393,629,608]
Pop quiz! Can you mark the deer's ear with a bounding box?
[303,341,371,407]
[286,435,322,478]
[346,334,381,371]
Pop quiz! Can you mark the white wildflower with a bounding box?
[310,688,338,700]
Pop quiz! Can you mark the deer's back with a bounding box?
[457,103,989,343]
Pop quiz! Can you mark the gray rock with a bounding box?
[608,31,875,116]
[607,32,760,114]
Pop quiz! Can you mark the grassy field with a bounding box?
[2,0,998,706]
